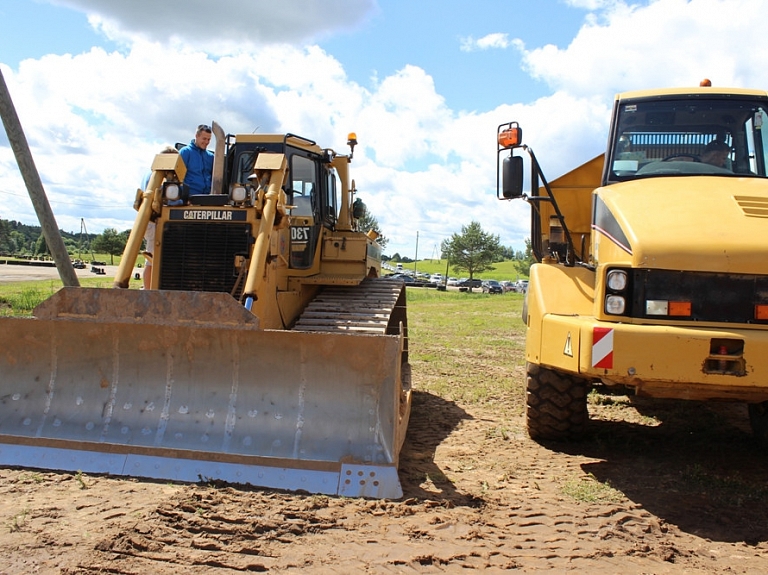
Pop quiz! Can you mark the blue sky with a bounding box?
[2,0,768,259]
[318,1,588,112]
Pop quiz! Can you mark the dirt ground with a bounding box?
[1,265,768,573]
[2,387,768,573]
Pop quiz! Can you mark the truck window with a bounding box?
[607,98,768,182]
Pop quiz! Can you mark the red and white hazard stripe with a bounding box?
[592,327,614,369]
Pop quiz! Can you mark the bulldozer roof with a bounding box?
[231,133,324,154]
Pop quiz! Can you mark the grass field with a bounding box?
[406,288,526,407]
[0,276,119,316]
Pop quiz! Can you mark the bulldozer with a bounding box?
[497,82,768,444]
[0,124,411,498]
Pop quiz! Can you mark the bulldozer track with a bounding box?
[292,278,406,335]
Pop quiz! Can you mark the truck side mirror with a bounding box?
[502,155,524,198]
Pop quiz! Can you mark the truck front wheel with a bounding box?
[748,401,768,447]
[526,363,589,441]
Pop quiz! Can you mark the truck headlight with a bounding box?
[607,269,628,291]
[605,295,626,315]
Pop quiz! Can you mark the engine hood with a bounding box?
[594,176,768,274]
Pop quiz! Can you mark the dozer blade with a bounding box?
[0,288,410,499]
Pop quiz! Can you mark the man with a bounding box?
[179,124,214,195]
[700,140,731,168]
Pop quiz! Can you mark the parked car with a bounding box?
[447,277,459,287]
[458,278,482,289]
[500,280,515,293]
[515,280,529,293]
[482,280,503,294]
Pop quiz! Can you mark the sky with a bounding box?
[1,0,768,260]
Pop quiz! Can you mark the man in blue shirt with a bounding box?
[179,124,214,195]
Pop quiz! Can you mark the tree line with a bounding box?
[0,218,129,264]
[1,216,533,275]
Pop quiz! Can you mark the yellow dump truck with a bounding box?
[0,126,411,498]
[497,82,768,442]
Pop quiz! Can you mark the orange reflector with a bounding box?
[756,304,768,320]
[498,127,522,149]
[668,301,691,316]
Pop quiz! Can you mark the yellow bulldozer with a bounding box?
[0,124,411,498]
[497,82,768,444]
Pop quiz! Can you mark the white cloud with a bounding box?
[564,0,619,9]
[51,0,377,52]
[521,0,768,99]
[5,0,768,258]
[460,33,524,52]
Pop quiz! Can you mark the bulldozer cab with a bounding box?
[223,134,349,273]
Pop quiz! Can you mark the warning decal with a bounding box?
[592,327,614,369]
[563,332,573,357]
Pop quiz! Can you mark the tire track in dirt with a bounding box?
[2,391,768,573]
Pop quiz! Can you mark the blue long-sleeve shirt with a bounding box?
[179,140,214,195]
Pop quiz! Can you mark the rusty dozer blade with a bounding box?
[0,288,411,499]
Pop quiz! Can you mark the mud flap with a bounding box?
[0,289,410,498]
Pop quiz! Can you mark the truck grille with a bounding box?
[629,269,768,324]
[158,221,252,296]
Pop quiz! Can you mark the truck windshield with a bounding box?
[607,97,768,182]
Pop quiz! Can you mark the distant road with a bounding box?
[0,261,121,283]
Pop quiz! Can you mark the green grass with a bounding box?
[0,276,138,317]
[406,288,527,411]
[561,473,624,504]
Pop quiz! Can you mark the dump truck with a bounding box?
[496,81,768,443]
[0,125,411,498]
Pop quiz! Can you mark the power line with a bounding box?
[0,186,124,209]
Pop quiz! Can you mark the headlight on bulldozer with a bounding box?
[605,294,626,315]
[164,183,180,201]
[231,185,247,202]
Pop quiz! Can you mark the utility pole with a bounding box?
[0,68,78,286]
[80,218,95,261]
[413,231,419,278]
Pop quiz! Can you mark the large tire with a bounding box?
[526,362,589,441]
[521,290,529,323]
[748,401,768,447]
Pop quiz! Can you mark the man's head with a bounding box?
[701,140,730,167]
[195,124,212,150]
